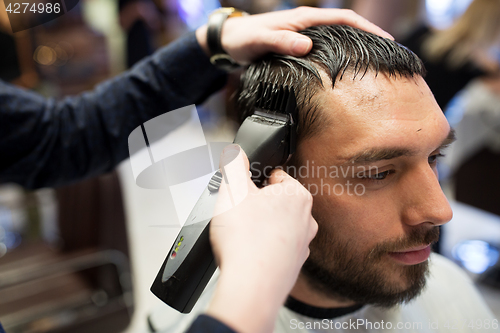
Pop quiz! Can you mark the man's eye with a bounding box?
[370,170,390,180]
[428,153,445,165]
[360,170,394,181]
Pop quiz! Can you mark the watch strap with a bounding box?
[207,9,231,56]
[207,8,247,71]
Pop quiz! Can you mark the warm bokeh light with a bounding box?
[33,45,57,66]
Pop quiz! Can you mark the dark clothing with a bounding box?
[0,32,227,189]
[184,299,364,332]
[186,315,237,333]
[0,30,237,333]
[285,296,364,319]
[126,19,155,68]
[0,30,237,332]
[400,25,486,111]
[118,0,157,68]
[0,31,21,82]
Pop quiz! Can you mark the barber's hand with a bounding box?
[206,144,317,333]
[196,6,393,65]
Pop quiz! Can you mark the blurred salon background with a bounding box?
[0,0,499,332]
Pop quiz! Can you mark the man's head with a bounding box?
[237,25,454,307]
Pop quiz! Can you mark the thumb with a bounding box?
[264,31,312,56]
[214,145,255,216]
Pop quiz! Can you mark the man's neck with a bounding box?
[289,274,357,309]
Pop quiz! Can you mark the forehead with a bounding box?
[302,72,449,161]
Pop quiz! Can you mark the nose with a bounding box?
[400,164,453,227]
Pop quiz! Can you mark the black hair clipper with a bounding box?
[151,83,298,313]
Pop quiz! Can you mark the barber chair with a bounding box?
[0,171,133,332]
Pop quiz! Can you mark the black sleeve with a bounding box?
[186,315,237,333]
[0,31,21,82]
[0,31,227,189]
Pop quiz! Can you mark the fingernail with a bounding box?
[383,30,395,40]
[291,38,311,55]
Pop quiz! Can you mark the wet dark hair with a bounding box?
[237,25,425,140]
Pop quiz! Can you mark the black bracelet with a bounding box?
[207,7,246,72]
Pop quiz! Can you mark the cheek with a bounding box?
[309,180,403,250]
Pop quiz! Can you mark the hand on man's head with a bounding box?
[196,7,393,65]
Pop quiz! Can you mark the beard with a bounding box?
[301,223,440,308]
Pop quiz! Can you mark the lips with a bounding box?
[388,244,431,265]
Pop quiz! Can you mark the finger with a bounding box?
[266,169,313,202]
[268,168,295,185]
[268,169,310,197]
[260,30,313,56]
[291,7,394,40]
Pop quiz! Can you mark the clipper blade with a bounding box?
[255,82,297,121]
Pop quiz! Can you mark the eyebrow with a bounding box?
[339,128,456,165]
